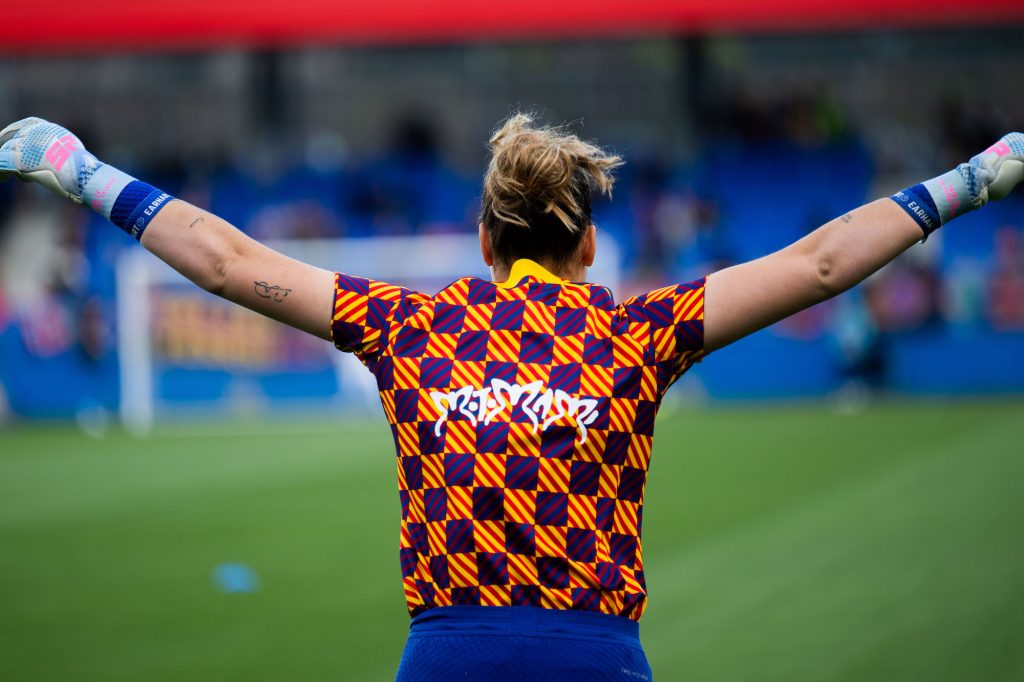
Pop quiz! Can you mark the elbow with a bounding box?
[196,252,236,298]
[207,258,231,298]
[813,249,843,299]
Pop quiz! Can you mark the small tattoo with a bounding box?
[840,213,853,223]
[188,216,204,230]
[254,281,292,302]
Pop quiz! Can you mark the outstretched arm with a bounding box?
[704,135,1024,352]
[704,200,918,352]
[0,118,335,340]
[140,201,335,339]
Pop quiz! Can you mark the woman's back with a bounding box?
[332,257,705,621]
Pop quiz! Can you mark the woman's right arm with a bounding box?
[1,117,336,340]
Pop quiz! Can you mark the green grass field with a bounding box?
[1,401,1023,681]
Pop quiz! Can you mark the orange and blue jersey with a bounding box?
[331,259,704,622]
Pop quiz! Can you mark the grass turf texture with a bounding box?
[1,401,1022,681]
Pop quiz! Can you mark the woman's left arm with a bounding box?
[704,134,1024,352]
[704,200,918,352]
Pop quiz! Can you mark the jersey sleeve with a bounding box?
[330,273,411,363]
[624,277,706,386]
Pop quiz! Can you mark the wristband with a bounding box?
[82,163,174,241]
[889,183,941,238]
[889,164,976,240]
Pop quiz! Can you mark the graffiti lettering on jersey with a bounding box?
[429,380,600,443]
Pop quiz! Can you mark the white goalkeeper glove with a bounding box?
[891,133,1024,237]
[1,117,173,239]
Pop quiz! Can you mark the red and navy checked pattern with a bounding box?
[331,261,705,621]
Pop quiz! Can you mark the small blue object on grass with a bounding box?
[212,563,260,594]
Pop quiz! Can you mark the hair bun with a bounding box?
[484,113,622,233]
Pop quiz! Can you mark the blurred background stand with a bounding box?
[1,4,1023,682]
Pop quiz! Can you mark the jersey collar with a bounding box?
[495,259,565,289]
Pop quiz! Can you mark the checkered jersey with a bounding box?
[331,259,705,621]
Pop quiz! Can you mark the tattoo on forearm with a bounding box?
[840,213,853,223]
[188,216,204,230]
[254,281,292,302]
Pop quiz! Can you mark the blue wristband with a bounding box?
[889,183,941,238]
[82,164,174,241]
[890,164,981,241]
[110,181,173,240]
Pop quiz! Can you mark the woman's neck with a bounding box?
[491,259,585,284]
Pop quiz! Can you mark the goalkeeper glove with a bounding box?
[891,133,1024,239]
[0,117,173,240]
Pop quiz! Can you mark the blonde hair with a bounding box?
[480,113,623,268]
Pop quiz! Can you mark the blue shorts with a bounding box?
[395,605,653,681]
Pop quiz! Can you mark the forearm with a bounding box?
[803,199,922,298]
[140,200,335,339]
[139,200,237,294]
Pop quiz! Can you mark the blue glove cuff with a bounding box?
[110,181,173,240]
[82,163,174,241]
[890,166,978,240]
[889,183,940,238]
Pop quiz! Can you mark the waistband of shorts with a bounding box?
[408,606,640,644]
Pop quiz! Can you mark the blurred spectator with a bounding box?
[987,226,1024,331]
[830,290,885,409]
[865,261,943,333]
[943,256,988,329]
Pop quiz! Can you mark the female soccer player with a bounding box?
[2,115,1021,680]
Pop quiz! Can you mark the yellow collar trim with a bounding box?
[495,259,565,289]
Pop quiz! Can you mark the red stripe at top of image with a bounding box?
[6,0,1024,54]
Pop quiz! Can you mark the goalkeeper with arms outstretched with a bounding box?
[2,115,1021,681]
